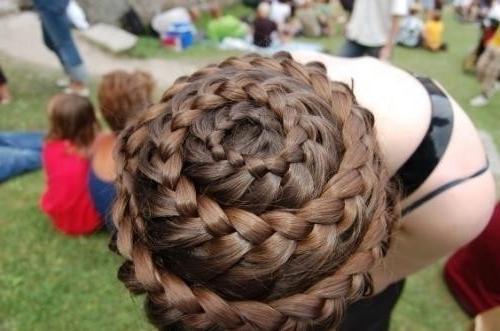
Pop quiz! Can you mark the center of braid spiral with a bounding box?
[112,52,400,331]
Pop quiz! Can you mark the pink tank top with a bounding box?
[40,140,101,235]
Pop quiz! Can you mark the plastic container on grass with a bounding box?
[162,22,194,51]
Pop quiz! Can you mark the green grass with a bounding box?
[1,6,498,331]
[0,174,150,331]
[126,37,242,61]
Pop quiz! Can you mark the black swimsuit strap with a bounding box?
[395,75,454,197]
[402,160,490,216]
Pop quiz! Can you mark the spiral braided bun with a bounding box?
[111,52,399,331]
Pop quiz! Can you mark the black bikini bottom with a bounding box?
[396,75,489,216]
[340,280,405,331]
[340,76,491,330]
[402,161,490,216]
[339,158,490,330]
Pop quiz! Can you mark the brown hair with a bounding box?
[98,70,154,132]
[46,93,98,148]
[431,10,442,21]
[111,52,400,330]
[208,2,222,18]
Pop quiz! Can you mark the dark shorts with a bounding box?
[340,280,406,331]
[338,39,382,58]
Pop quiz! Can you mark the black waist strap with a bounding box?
[402,160,490,216]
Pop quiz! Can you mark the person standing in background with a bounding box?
[0,66,11,105]
[32,0,89,96]
[40,94,101,235]
[338,0,409,61]
[470,3,500,107]
[0,131,43,182]
[151,6,200,39]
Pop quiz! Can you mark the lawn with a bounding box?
[0,6,498,331]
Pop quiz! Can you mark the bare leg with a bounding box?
[478,47,500,98]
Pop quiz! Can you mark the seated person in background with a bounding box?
[151,6,200,38]
[253,2,278,47]
[470,3,500,107]
[423,10,447,51]
[271,0,302,39]
[0,131,44,182]
[296,0,322,37]
[315,0,335,36]
[207,2,249,42]
[270,0,292,29]
[398,3,424,48]
[89,70,154,231]
[454,0,475,20]
[40,94,101,236]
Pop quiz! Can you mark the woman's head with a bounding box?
[46,93,98,148]
[98,70,154,132]
[111,52,399,330]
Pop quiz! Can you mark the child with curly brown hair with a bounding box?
[88,70,154,231]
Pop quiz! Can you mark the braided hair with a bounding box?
[111,52,400,331]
